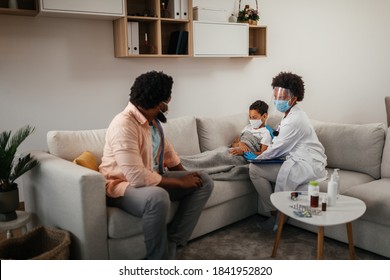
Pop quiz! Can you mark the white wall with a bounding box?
[1,0,390,154]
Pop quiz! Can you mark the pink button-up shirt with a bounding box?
[99,102,181,198]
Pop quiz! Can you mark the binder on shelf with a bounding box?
[127,22,139,55]
[180,0,188,19]
[127,22,132,55]
[167,0,181,19]
[167,30,188,55]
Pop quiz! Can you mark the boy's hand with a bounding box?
[229,147,244,155]
[243,151,257,160]
[238,142,250,152]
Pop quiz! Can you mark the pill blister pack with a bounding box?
[290,203,322,217]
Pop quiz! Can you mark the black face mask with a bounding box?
[156,111,167,123]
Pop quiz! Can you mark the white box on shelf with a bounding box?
[193,6,227,22]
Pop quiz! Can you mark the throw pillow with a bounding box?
[73,150,99,171]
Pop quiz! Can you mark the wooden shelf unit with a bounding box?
[249,25,267,56]
[0,0,38,16]
[113,0,193,58]
[113,1,266,58]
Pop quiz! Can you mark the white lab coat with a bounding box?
[258,105,327,191]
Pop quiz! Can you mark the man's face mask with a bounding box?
[157,101,169,123]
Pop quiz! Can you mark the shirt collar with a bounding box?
[125,102,148,125]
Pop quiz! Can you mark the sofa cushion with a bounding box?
[162,116,201,156]
[343,178,390,227]
[381,128,390,178]
[312,120,386,179]
[318,168,375,194]
[204,180,256,208]
[107,203,178,239]
[47,129,106,164]
[196,113,249,152]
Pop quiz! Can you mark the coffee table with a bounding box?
[270,191,366,259]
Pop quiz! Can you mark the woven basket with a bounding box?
[239,0,258,11]
[0,226,71,260]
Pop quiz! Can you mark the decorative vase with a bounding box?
[0,185,19,222]
[228,14,237,23]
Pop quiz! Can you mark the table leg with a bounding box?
[317,226,324,260]
[271,212,285,258]
[346,222,356,260]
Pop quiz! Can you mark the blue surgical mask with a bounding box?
[274,100,291,113]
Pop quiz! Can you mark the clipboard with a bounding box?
[248,157,285,164]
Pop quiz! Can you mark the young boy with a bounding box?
[230,100,272,156]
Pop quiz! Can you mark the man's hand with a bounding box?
[179,172,203,189]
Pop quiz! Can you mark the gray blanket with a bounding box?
[179,132,261,181]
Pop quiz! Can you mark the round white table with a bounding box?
[0,211,31,239]
[270,191,366,259]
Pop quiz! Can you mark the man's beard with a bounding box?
[156,112,167,123]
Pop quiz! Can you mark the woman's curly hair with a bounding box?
[271,72,305,101]
[130,71,173,109]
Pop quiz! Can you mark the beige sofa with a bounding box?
[23,113,390,259]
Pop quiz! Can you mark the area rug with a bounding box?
[176,214,388,260]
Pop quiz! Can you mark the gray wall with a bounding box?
[1,0,390,153]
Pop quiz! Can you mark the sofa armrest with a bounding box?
[23,151,108,260]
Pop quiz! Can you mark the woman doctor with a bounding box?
[249,72,327,231]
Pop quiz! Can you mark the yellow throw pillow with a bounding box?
[73,151,99,171]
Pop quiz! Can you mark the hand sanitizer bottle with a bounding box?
[333,168,340,197]
[327,174,338,206]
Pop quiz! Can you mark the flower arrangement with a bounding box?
[237,4,259,22]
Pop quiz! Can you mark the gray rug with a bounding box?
[176,214,388,260]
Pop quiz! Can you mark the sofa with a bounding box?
[23,113,390,259]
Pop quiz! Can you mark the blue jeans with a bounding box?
[106,171,213,259]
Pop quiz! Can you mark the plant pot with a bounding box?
[0,186,19,222]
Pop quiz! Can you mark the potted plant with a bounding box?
[237,3,259,25]
[0,125,39,221]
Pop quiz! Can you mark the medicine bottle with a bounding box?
[308,181,319,207]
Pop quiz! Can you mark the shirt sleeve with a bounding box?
[163,138,181,168]
[258,119,302,160]
[260,129,272,145]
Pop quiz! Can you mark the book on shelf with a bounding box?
[167,30,188,55]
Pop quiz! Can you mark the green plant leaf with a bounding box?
[10,154,39,183]
[0,125,38,191]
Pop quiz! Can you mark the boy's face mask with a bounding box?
[249,119,263,129]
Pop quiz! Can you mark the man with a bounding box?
[249,72,327,231]
[99,71,214,259]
